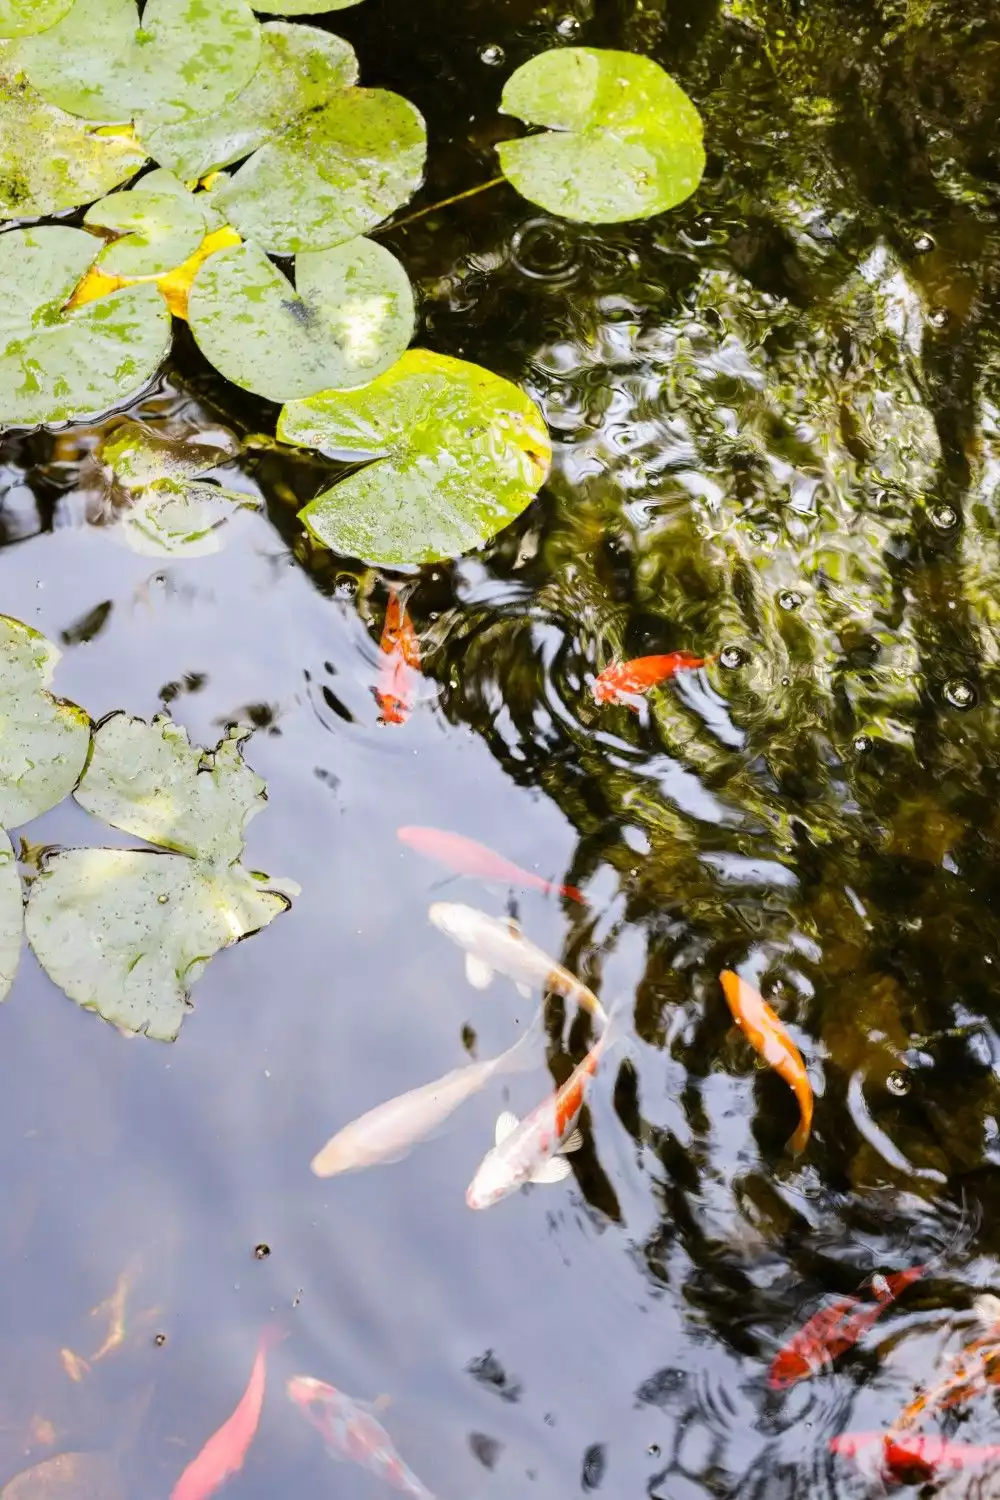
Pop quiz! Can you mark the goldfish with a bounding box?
[376,592,421,725]
[171,1325,284,1500]
[287,1374,433,1499]
[429,902,608,1025]
[466,1000,625,1209]
[720,970,813,1155]
[769,1265,927,1388]
[397,826,585,904]
[310,1021,540,1176]
[890,1296,1000,1433]
[831,1431,1000,1481]
[592,652,707,707]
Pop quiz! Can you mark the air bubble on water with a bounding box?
[914,233,935,253]
[853,734,872,753]
[334,574,358,599]
[511,218,579,281]
[720,646,746,669]
[930,504,959,531]
[944,678,976,710]
[556,14,581,35]
[480,43,505,65]
[253,1242,271,1260]
[929,307,950,329]
[778,590,803,611]
[647,1444,661,1458]
[157,893,169,904]
[887,1071,910,1097]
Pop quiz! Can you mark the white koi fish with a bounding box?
[428,902,608,1026]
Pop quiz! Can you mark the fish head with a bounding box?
[466,1147,516,1210]
[287,1374,342,1439]
[428,901,478,943]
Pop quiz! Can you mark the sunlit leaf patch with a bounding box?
[498,47,705,223]
[0,0,73,38]
[84,181,207,277]
[254,0,363,12]
[279,349,551,565]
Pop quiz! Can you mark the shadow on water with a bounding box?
[6,0,1000,1495]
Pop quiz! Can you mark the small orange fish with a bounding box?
[171,1324,284,1500]
[376,593,421,725]
[890,1303,1000,1434]
[769,1265,926,1388]
[720,970,813,1155]
[593,652,707,707]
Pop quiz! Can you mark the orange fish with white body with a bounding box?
[376,593,421,725]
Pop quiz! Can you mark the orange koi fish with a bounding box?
[889,1301,1000,1434]
[288,1374,433,1498]
[397,826,585,904]
[593,652,707,707]
[171,1325,284,1500]
[720,970,813,1155]
[466,999,625,1209]
[769,1265,927,1388]
[376,593,421,725]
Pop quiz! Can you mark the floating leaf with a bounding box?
[75,715,269,865]
[98,419,239,489]
[0,831,22,1003]
[216,87,426,253]
[139,22,358,184]
[279,349,551,565]
[0,0,73,40]
[0,227,170,425]
[0,614,90,826]
[255,0,362,12]
[0,48,147,218]
[15,0,261,124]
[188,238,413,402]
[497,47,705,223]
[84,183,207,277]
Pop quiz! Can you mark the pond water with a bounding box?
[4,0,1000,1496]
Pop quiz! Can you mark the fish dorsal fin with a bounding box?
[495,1111,519,1146]
[530,1156,572,1185]
[560,1129,584,1155]
[465,954,494,989]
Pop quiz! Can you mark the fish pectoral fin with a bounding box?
[494,1111,520,1146]
[465,955,494,989]
[560,1129,584,1154]
[529,1156,572,1185]
[516,982,532,999]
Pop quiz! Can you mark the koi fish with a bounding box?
[429,902,608,1025]
[287,1374,433,1499]
[466,1000,625,1209]
[720,970,813,1155]
[310,1021,540,1176]
[890,1296,1000,1433]
[831,1431,1000,1481]
[171,1325,284,1500]
[769,1265,927,1388]
[397,826,585,904]
[376,593,421,725]
[593,652,707,707]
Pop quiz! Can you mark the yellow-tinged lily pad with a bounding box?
[279,349,551,565]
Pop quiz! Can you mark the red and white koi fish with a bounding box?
[769,1265,927,1388]
[831,1431,1000,1481]
[465,1001,625,1209]
[397,826,585,904]
[376,593,421,725]
[593,652,707,707]
[171,1325,284,1500]
[287,1374,433,1499]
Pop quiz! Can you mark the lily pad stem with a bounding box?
[376,175,506,234]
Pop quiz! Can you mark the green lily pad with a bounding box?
[75,715,270,865]
[216,87,426,253]
[255,0,362,12]
[25,848,289,1040]
[98,418,240,489]
[84,183,207,278]
[497,47,705,223]
[0,226,171,426]
[15,0,262,124]
[0,0,73,39]
[0,830,22,1003]
[0,615,90,826]
[279,348,552,565]
[139,22,358,184]
[188,238,414,402]
[0,49,147,218]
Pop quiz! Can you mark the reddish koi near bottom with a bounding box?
[769,1265,926,1388]
[396,825,585,904]
[170,1324,285,1500]
[831,1431,1000,1481]
[376,593,421,725]
[592,652,707,707]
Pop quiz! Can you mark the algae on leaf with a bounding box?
[0,0,73,38]
[188,238,414,401]
[84,182,207,278]
[498,48,705,223]
[0,614,90,827]
[255,0,363,12]
[280,349,551,565]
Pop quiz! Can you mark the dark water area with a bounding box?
[5,0,1000,1496]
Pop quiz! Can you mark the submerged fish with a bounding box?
[429,902,607,1025]
[720,970,813,1155]
[288,1373,433,1499]
[397,825,585,904]
[376,593,421,725]
[466,1001,625,1209]
[593,652,707,707]
[769,1265,927,1388]
[890,1295,1000,1433]
[831,1431,1000,1481]
[311,1022,540,1176]
[171,1324,284,1500]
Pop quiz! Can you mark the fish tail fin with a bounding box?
[260,1320,289,1354]
[496,1010,545,1073]
[787,1110,812,1157]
